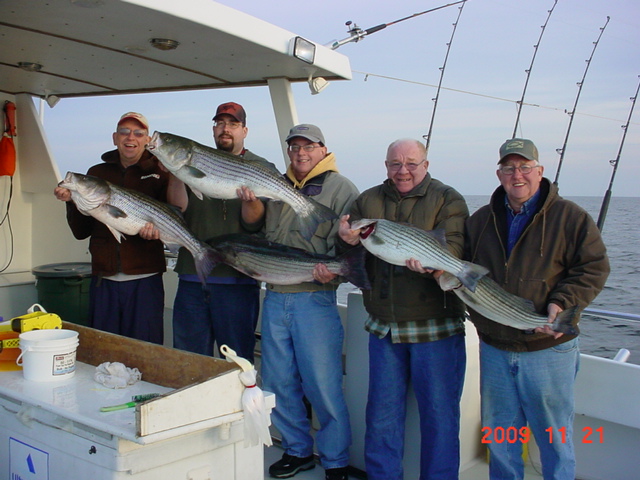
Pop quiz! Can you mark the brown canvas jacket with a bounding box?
[465,178,610,351]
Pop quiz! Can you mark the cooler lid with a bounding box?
[32,262,92,278]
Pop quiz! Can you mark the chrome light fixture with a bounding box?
[291,36,316,64]
[150,38,180,51]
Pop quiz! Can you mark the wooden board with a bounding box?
[62,322,247,437]
[63,321,238,388]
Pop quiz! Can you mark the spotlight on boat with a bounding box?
[308,75,329,95]
[45,94,61,108]
[290,36,316,64]
[303,67,329,95]
[150,38,180,51]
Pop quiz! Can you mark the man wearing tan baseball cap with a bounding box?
[54,112,169,344]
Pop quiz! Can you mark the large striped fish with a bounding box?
[146,132,337,240]
[58,172,216,284]
[437,271,579,334]
[350,218,488,292]
[209,233,370,289]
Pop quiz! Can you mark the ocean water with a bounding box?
[338,196,640,365]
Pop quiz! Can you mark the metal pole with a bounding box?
[424,1,467,152]
[554,17,609,186]
[597,76,640,231]
[512,0,558,139]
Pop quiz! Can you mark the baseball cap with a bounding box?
[213,102,247,125]
[498,138,538,164]
[285,124,325,145]
[117,112,149,130]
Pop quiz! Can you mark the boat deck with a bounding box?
[263,443,544,479]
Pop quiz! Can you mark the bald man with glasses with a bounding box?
[338,138,469,480]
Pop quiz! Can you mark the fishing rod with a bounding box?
[512,0,558,139]
[596,75,640,232]
[423,1,468,152]
[554,16,610,186]
[327,0,466,50]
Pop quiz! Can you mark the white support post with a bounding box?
[266,78,298,167]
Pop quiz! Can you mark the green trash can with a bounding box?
[31,262,92,326]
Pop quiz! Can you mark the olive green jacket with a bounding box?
[348,174,468,323]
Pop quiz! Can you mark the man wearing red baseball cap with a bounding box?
[54,112,169,344]
[167,102,278,362]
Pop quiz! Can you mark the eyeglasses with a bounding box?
[499,164,541,175]
[117,128,148,138]
[288,144,322,153]
[213,120,243,130]
[386,159,426,172]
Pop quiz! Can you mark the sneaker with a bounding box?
[325,467,349,480]
[269,453,315,478]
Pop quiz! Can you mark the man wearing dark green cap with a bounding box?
[464,137,610,479]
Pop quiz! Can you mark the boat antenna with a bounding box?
[423,1,468,153]
[596,75,640,232]
[327,0,467,50]
[553,17,610,186]
[511,0,558,139]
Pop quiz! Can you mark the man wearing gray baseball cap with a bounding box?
[255,123,358,480]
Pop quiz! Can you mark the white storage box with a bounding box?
[0,322,273,479]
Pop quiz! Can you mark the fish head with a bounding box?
[146,131,193,172]
[58,172,110,211]
[350,219,378,240]
[436,271,463,292]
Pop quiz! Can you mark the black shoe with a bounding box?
[269,453,315,478]
[325,467,349,480]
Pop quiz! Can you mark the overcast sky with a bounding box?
[45,0,640,197]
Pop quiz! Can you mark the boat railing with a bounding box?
[583,307,640,323]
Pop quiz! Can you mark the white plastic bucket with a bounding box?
[16,329,79,382]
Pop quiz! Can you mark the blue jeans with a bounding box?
[261,290,351,469]
[90,274,164,344]
[365,333,466,480]
[480,338,579,480]
[172,279,259,362]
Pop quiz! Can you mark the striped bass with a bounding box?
[146,131,337,240]
[351,218,488,292]
[437,271,579,334]
[59,172,216,284]
[209,233,371,289]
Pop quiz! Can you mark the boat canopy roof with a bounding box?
[0,0,352,100]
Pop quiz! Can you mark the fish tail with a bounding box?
[457,261,490,293]
[340,246,371,290]
[295,199,338,240]
[193,244,221,285]
[552,305,580,335]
